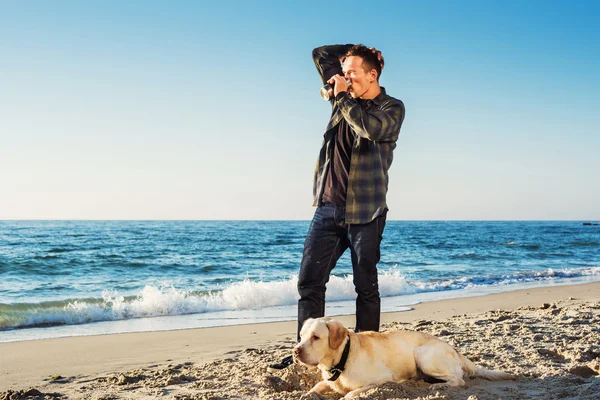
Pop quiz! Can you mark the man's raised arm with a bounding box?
[312,44,354,84]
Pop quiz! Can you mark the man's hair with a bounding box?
[344,44,384,81]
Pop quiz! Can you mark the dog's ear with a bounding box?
[326,320,348,350]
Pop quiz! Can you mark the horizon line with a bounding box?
[1,219,598,222]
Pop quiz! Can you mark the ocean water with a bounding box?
[1,220,599,343]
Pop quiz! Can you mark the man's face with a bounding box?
[342,56,376,99]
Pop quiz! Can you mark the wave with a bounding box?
[567,241,599,247]
[48,248,76,253]
[1,266,599,331]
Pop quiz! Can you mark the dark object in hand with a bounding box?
[320,78,352,101]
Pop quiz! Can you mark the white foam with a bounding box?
[3,266,600,331]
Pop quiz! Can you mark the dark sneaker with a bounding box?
[267,355,293,372]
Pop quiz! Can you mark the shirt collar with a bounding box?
[359,87,386,107]
[372,87,386,105]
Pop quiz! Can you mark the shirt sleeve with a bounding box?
[312,44,354,84]
[335,92,405,142]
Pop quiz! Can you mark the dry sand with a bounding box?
[1,282,599,399]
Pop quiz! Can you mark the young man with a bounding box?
[269,44,405,371]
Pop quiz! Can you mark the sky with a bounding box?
[1,0,599,220]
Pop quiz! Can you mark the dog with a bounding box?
[293,317,516,399]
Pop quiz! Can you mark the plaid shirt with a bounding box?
[312,45,405,224]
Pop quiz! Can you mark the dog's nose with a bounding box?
[293,347,300,357]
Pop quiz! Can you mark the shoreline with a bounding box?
[1,281,599,392]
[4,275,600,344]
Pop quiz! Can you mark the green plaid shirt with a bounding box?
[312,45,405,224]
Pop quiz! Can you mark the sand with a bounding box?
[1,282,599,399]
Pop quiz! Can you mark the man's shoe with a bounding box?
[267,355,293,373]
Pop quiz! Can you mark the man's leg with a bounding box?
[348,213,387,332]
[268,205,347,371]
[297,204,348,338]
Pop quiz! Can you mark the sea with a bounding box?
[1,220,599,343]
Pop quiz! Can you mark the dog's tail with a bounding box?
[459,352,516,381]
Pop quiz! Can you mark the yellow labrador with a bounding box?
[293,317,515,399]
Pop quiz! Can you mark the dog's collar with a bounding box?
[328,335,350,382]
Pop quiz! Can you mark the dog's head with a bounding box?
[293,317,349,367]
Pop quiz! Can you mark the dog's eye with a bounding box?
[312,335,320,340]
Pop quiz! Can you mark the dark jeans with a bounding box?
[297,203,387,339]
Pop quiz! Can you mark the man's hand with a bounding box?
[329,74,349,97]
[369,47,385,71]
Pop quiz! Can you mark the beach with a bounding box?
[1,282,599,399]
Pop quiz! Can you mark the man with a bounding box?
[269,44,405,371]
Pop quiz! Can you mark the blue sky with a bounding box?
[1,0,599,220]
